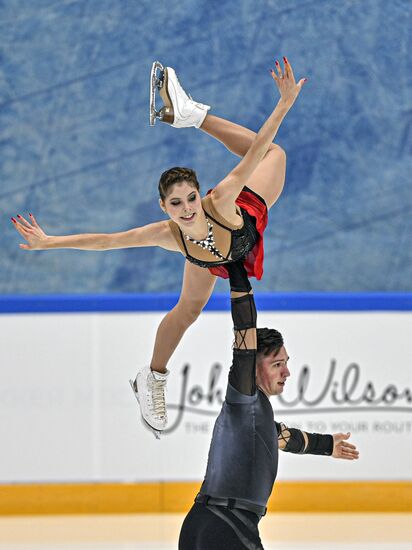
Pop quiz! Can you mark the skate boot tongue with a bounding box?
[152,370,169,381]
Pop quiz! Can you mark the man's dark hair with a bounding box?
[158,167,200,200]
[256,327,284,357]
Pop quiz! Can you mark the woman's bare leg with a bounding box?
[200,114,276,158]
[244,146,286,208]
[150,261,217,373]
[199,114,286,208]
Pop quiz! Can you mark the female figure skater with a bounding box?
[11,57,306,435]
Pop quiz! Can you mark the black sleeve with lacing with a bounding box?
[226,261,257,396]
[276,422,334,455]
[276,422,306,453]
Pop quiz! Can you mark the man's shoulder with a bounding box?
[225,382,259,405]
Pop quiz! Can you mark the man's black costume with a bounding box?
[179,261,333,549]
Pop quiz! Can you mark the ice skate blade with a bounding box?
[129,379,162,440]
[129,378,140,403]
[150,61,165,126]
[142,417,161,440]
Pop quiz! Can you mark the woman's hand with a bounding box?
[11,213,50,250]
[270,56,307,108]
[332,432,360,460]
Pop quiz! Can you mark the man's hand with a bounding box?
[332,432,359,460]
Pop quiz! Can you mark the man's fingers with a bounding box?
[19,244,31,250]
[342,449,359,456]
[334,437,359,460]
[336,432,351,441]
[341,441,357,449]
[340,447,359,459]
[339,451,358,460]
[340,442,358,452]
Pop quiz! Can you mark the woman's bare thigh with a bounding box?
[246,146,286,210]
[178,260,217,311]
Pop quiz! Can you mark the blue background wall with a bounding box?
[1,0,411,294]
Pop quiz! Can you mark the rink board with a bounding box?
[0,293,411,512]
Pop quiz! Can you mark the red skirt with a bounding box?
[208,188,268,280]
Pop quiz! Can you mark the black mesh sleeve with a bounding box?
[230,293,257,332]
[226,260,257,396]
[228,349,257,396]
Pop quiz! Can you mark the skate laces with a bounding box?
[148,375,167,419]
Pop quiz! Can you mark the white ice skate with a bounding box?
[129,366,169,439]
[150,61,210,128]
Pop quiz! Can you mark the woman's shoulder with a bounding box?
[156,220,181,251]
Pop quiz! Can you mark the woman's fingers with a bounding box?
[15,220,30,233]
[297,77,308,90]
[13,219,32,238]
[12,213,40,230]
[274,59,283,79]
[270,69,281,89]
[270,59,286,88]
[16,214,32,229]
[29,213,40,227]
[283,57,294,81]
[270,57,307,100]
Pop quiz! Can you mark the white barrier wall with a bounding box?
[1,311,411,482]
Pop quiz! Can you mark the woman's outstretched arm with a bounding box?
[11,213,177,251]
[212,57,306,207]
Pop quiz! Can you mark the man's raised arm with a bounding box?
[226,261,257,396]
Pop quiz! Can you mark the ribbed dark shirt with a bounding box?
[200,382,278,508]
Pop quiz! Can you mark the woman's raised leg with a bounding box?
[242,146,286,209]
[200,114,276,158]
[150,260,217,373]
[200,115,286,209]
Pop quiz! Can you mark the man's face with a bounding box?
[256,346,290,396]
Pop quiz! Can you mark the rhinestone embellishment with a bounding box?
[184,218,226,260]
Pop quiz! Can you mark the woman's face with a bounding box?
[160,181,202,227]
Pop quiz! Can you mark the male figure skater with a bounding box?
[179,261,359,549]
